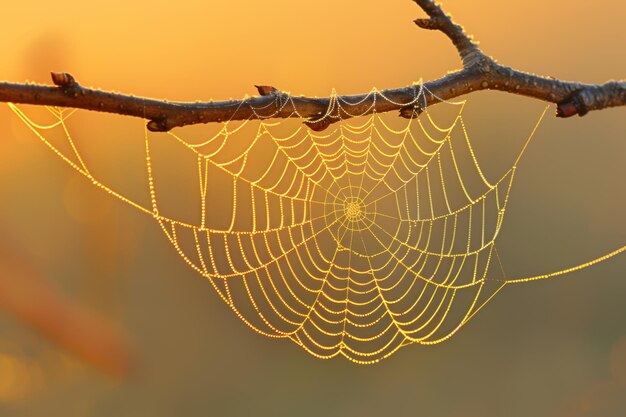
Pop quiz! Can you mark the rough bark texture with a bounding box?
[0,0,624,132]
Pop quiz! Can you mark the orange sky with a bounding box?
[2,0,624,97]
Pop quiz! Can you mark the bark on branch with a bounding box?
[0,0,624,132]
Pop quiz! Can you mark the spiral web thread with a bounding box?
[8,86,626,364]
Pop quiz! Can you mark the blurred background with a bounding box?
[0,0,625,416]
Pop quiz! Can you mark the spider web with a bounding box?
[8,86,626,364]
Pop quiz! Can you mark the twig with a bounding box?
[0,0,624,132]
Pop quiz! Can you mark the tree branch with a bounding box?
[413,0,482,68]
[0,0,624,132]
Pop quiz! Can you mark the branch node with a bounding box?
[51,72,77,88]
[399,105,423,119]
[304,116,336,132]
[147,117,171,132]
[51,72,81,98]
[557,91,588,118]
[414,17,444,30]
[255,85,279,96]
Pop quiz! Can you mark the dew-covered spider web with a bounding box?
[8,85,626,364]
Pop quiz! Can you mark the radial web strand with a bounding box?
[8,85,626,364]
